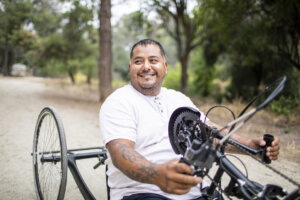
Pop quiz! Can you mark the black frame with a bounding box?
[41,146,107,200]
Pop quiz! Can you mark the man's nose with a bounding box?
[143,60,151,70]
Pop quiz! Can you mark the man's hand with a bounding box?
[249,136,280,160]
[106,139,201,195]
[154,160,202,195]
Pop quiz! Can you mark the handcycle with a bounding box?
[31,75,300,200]
[168,76,300,200]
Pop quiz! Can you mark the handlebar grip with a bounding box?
[262,134,274,164]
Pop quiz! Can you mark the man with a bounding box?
[99,39,280,200]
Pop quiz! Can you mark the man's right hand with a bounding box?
[154,160,202,195]
[106,139,202,195]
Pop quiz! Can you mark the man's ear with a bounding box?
[165,62,168,74]
[128,63,131,70]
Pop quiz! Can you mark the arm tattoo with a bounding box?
[123,163,158,183]
[107,140,158,183]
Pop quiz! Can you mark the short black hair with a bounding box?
[130,39,166,59]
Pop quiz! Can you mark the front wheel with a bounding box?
[32,106,68,200]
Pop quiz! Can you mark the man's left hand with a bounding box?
[250,136,280,160]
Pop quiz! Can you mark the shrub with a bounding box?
[269,96,300,122]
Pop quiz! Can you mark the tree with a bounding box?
[0,0,33,75]
[31,0,62,37]
[62,0,94,83]
[147,0,204,93]
[37,0,94,83]
[99,0,112,101]
[197,0,300,100]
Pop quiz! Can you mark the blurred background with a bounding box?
[0,0,299,199]
[1,0,299,106]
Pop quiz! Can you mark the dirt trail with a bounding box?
[0,77,106,200]
[0,77,299,200]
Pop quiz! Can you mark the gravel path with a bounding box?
[0,77,106,200]
[0,76,299,200]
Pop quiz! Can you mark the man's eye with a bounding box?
[135,60,143,64]
[151,59,158,63]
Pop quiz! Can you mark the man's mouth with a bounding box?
[138,72,156,77]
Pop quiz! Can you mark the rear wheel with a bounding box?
[32,107,68,200]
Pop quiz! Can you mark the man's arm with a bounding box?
[106,139,202,195]
[206,120,280,160]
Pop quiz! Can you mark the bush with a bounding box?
[269,96,300,122]
[162,64,181,91]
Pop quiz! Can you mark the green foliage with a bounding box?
[67,59,80,74]
[81,57,98,79]
[270,96,300,122]
[31,0,62,37]
[189,47,214,96]
[0,0,33,74]
[196,0,300,102]
[34,0,96,83]
[37,59,65,77]
[41,34,67,59]
[162,64,181,91]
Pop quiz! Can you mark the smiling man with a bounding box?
[129,40,167,95]
[99,39,280,200]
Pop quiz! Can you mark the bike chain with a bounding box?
[228,140,300,189]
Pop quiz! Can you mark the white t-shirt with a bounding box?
[99,84,206,200]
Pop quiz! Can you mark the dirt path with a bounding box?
[0,77,299,200]
[0,77,106,199]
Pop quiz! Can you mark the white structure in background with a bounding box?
[11,63,26,77]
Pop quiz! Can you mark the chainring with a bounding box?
[168,107,203,155]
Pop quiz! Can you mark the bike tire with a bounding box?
[32,106,68,200]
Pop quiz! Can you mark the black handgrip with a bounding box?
[262,134,274,164]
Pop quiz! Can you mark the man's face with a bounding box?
[129,44,168,96]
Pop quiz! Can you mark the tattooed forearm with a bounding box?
[106,139,159,184]
[107,140,144,163]
[123,163,158,183]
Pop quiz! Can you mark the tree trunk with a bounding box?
[99,0,112,102]
[86,73,91,85]
[180,55,189,94]
[68,69,76,84]
[2,40,9,76]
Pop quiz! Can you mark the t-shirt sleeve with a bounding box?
[99,97,137,145]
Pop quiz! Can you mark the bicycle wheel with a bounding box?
[32,106,68,200]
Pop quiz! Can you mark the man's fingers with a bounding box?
[163,176,201,194]
[171,161,193,175]
[265,137,280,160]
[272,137,280,146]
[267,145,280,152]
[162,160,202,193]
[166,170,201,185]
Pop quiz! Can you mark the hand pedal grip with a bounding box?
[262,134,274,164]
